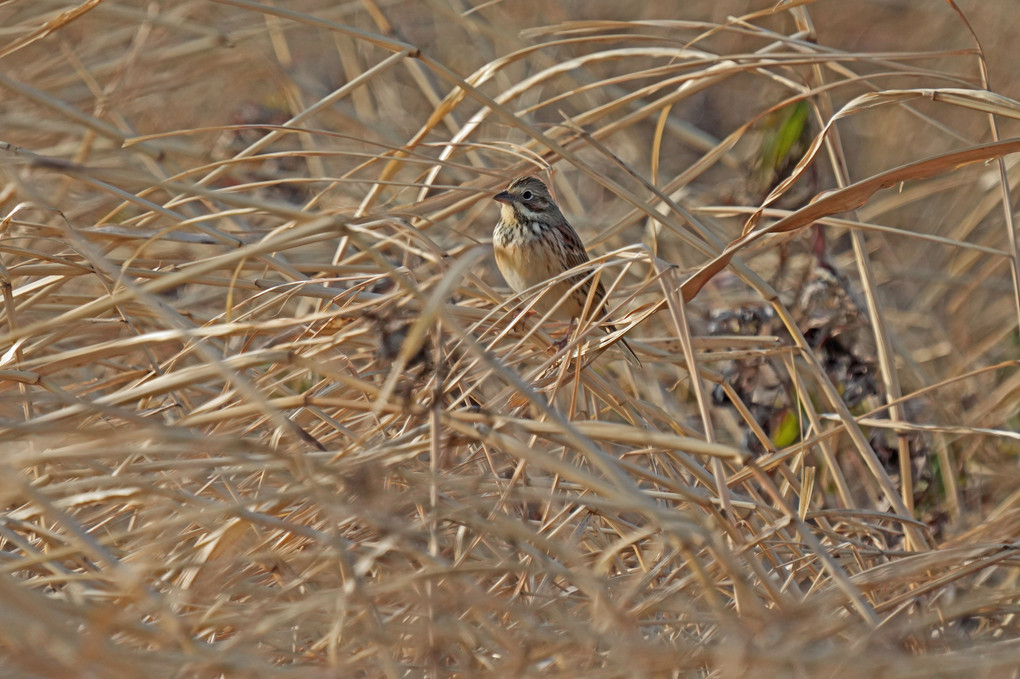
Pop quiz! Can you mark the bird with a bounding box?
[492,176,640,366]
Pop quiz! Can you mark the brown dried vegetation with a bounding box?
[0,1,1017,677]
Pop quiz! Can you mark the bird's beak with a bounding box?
[493,190,512,204]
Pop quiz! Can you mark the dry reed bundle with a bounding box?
[0,1,1017,676]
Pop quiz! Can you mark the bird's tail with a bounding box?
[604,325,641,366]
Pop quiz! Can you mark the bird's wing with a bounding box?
[554,221,611,316]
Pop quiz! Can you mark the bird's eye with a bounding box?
[521,190,533,200]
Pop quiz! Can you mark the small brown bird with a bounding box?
[492,176,640,365]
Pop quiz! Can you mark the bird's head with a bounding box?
[494,176,556,222]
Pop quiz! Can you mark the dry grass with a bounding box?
[0,1,1018,677]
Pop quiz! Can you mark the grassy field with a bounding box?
[0,1,1018,676]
